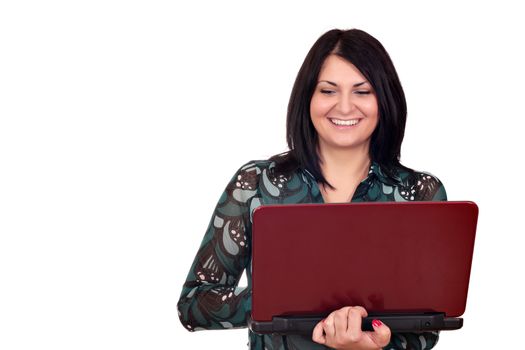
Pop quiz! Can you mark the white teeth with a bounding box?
[330,118,360,126]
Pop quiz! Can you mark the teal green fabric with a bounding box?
[177,158,447,349]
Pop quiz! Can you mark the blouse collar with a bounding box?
[301,160,397,186]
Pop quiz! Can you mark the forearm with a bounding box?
[177,281,251,331]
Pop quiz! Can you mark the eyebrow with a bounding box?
[318,80,369,87]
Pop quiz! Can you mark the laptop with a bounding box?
[248,201,478,334]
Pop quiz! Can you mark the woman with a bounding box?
[177,28,446,350]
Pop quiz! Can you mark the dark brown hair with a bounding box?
[271,28,411,188]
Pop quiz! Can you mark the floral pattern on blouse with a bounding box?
[178,158,447,350]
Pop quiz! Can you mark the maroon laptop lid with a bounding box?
[251,201,478,323]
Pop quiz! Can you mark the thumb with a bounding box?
[366,319,391,348]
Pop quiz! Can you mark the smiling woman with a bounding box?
[177,28,446,350]
[310,55,380,203]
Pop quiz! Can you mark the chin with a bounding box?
[328,138,370,149]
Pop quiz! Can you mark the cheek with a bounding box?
[364,98,379,123]
[309,96,320,119]
[310,95,331,119]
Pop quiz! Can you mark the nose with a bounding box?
[336,92,355,115]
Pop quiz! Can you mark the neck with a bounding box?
[318,143,371,185]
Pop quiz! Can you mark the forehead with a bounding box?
[318,55,367,83]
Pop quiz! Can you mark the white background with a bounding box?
[1,1,524,349]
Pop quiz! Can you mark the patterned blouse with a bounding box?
[177,158,447,350]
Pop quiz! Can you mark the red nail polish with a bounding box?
[372,319,382,327]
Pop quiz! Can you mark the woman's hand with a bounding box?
[312,306,391,350]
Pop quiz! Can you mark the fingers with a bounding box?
[334,306,350,336]
[312,306,392,350]
[311,319,326,344]
[312,311,342,345]
[315,306,367,348]
[346,306,367,342]
[366,319,392,348]
[352,305,368,318]
[323,312,336,339]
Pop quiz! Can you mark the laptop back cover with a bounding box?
[251,201,478,323]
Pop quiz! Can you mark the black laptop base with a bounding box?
[249,313,463,334]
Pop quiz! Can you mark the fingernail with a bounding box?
[372,319,382,327]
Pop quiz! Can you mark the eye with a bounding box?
[320,89,335,95]
[354,91,371,95]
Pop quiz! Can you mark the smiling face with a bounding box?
[310,54,379,155]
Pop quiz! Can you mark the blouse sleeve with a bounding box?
[177,162,259,331]
[430,180,447,201]
[385,177,447,350]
